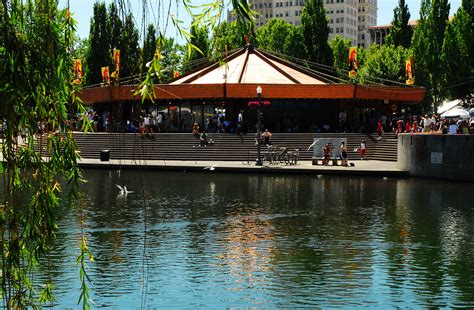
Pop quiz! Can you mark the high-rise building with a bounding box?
[228,0,377,48]
[356,0,378,48]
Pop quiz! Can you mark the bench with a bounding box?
[312,157,344,166]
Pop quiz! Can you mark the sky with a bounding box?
[61,0,462,40]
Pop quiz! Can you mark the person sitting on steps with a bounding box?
[192,123,200,139]
[200,130,209,147]
[262,129,272,146]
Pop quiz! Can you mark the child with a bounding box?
[360,140,366,160]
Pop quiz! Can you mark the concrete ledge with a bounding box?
[78,159,409,178]
[398,134,474,182]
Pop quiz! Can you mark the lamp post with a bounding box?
[256,85,263,166]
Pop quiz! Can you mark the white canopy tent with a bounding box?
[440,107,471,119]
[437,99,462,114]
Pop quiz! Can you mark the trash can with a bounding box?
[100,149,110,161]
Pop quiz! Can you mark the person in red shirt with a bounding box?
[376,119,383,140]
[405,120,411,133]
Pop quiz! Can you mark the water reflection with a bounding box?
[28,170,474,308]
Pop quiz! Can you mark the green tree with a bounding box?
[142,24,157,75]
[300,0,333,66]
[255,18,292,54]
[283,26,306,60]
[212,21,245,58]
[411,0,450,111]
[158,36,183,82]
[329,35,352,79]
[86,2,110,85]
[120,13,140,79]
[189,22,210,61]
[72,36,89,83]
[385,0,413,48]
[0,0,90,307]
[441,12,472,99]
[457,0,474,95]
[108,2,122,53]
[357,45,411,84]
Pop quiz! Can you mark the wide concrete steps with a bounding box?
[368,134,398,162]
[59,132,396,162]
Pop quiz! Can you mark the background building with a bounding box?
[356,0,377,47]
[368,20,418,46]
[228,0,377,48]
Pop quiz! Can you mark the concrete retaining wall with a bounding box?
[397,134,474,181]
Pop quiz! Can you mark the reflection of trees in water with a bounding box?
[35,171,474,306]
[390,179,474,306]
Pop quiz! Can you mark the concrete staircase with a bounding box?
[368,134,398,162]
[61,132,397,162]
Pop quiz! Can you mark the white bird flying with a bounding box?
[116,184,134,195]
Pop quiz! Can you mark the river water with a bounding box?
[36,169,474,308]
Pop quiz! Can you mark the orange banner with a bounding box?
[348,47,358,78]
[405,57,414,85]
[101,66,110,85]
[73,59,82,84]
[113,48,120,71]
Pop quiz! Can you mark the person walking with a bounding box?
[376,119,383,140]
[340,141,348,166]
[237,110,244,125]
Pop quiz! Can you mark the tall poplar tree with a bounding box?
[460,0,473,82]
[300,0,333,66]
[86,2,110,85]
[120,13,140,79]
[109,3,122,53]
[442,8,473,99]
[142,24,157,74]
[411,0,450,110]
[385,0,413,48]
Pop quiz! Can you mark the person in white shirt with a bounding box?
[422,114,432,132]
[238,111,243,123]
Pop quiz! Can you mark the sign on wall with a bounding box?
[430,152,443,164]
